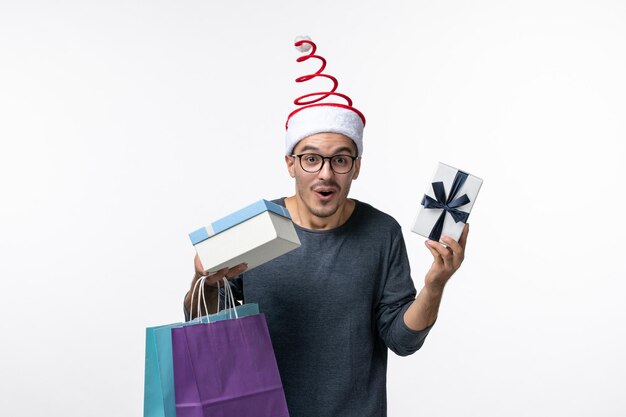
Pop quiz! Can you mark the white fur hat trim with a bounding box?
[285,105,364,156]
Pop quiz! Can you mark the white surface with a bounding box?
[194,211,300,273]
[412,162,483,242]
[1,1,625,417]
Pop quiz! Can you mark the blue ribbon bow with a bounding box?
[421,170,471,241]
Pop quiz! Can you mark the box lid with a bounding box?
[189,199,292,245]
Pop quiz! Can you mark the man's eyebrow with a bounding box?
[298,145,321,153]
[298,145,356,155]
[332,146,356,155]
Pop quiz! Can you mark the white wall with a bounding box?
[1,1,624,416]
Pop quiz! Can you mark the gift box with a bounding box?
[189,199,301,273]
[412,162,483,242]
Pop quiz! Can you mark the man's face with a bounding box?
[285,132,361,219]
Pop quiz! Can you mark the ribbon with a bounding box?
[421,170,471,241]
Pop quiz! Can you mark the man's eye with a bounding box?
[334,156,347,164]
[305,155,319,163]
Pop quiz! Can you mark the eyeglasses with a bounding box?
[291,153,358,174]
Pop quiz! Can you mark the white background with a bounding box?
[1,1,625,416]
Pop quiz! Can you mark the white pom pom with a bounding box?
[294,35,312,52]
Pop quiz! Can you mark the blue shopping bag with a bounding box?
[144,322,181,417]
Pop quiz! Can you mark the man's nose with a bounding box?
[317,158,335,178]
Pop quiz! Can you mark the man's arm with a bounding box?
[403,224,469,331]
[183,255,248,320]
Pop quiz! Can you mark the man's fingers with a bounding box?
[441,227,468,268]
[440,234,462,254]
[225,262,248,279]
[425,240,445,264]
[459,223,469,249]
[195,256,247,278]
[192,255,248,295]
[194,254,205,276]
[199,263,248,286]
[426,240,454,269]
[204,268,229,285]
[207,263,248,282]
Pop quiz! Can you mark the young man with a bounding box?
[183,38,468,417]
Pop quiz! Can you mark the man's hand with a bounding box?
[423,223,469,290]
[184,255,248,319]
[193,255,248,286]
[403,224,469,331]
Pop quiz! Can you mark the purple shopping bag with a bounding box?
[171,313,290,417]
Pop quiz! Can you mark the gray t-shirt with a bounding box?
[227,198,432,417]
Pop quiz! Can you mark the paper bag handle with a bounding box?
[189,276,239,323]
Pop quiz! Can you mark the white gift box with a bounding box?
[412,162,483,243]
[189,200,301,273]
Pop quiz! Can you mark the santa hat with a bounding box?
[285,36,366,156]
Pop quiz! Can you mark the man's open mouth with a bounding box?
[314,187,337,199]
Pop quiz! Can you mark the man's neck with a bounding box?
[284,196,356,230]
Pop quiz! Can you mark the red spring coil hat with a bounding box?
[285,36,366,156]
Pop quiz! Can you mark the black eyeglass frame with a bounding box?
[291,153,359,174]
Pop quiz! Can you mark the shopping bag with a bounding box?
[172,314,289,417]
[144,277,260,417]
[172,278,289,417]
[144,322,181,417]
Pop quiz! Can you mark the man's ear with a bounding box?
[285,155,296,178]
[352,157,361,180]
